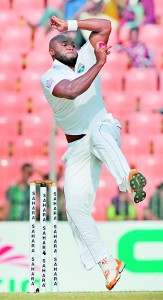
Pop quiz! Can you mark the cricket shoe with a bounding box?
[115,258,125,274]
[129,169,147,203]
[108,258,125,274]
[105,269,120,291]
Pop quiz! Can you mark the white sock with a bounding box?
[98,257,118,276]
[98,258,109,274]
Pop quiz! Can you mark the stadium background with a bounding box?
[0,0,163,294]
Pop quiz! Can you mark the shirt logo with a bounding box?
[46,78,54,89]
[77,63,85,73]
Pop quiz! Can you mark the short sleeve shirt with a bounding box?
[40,40,106,135]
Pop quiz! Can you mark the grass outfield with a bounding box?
[0,292,163,300]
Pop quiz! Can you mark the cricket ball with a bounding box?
[99,42,107,48]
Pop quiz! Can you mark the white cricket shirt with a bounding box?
[40,40,107,135]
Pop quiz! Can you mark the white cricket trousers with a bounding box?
[62,114,130,270]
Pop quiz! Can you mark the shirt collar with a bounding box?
[52,59,76,73]
[52,59,71,69]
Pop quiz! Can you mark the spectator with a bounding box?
[118,0,144,29]
[140,0,156,24]
[4,163,40,221]
[102,0,120,25]
[64,0,87,19]
[106,190,137,220]
[75,0,119,41]
[4,163,66,221]
[144,183,163,220]
[27,2,64,34]
[153,108,163,114]
[115,27,155,68]
[0,203,6,221]
[27,1,86,48]
[74,0,105,20]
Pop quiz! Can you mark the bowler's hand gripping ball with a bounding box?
[99,42,107,48]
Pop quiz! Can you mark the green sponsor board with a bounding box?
[1,223,163,292]
[118,229,163,273]
[0,279,40,292]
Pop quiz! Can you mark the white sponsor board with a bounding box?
[0,221,163,292]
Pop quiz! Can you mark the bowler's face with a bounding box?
[53,38,78,67]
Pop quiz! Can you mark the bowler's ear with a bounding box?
[49,49,55,58]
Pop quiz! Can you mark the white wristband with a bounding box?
[67,20,78,31]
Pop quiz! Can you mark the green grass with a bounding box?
[0,292,163,300]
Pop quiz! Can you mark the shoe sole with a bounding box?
[106,273,121,291]
[117,261,125,274]
[115,259,125,273]
[129,171,147,203]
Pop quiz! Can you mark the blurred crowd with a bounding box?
[27,0,156,32]
[0,162,162,221]
[22,0,163,90]
[0,163,67,222]
[106,183,163,221]
[27,0,157,67]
